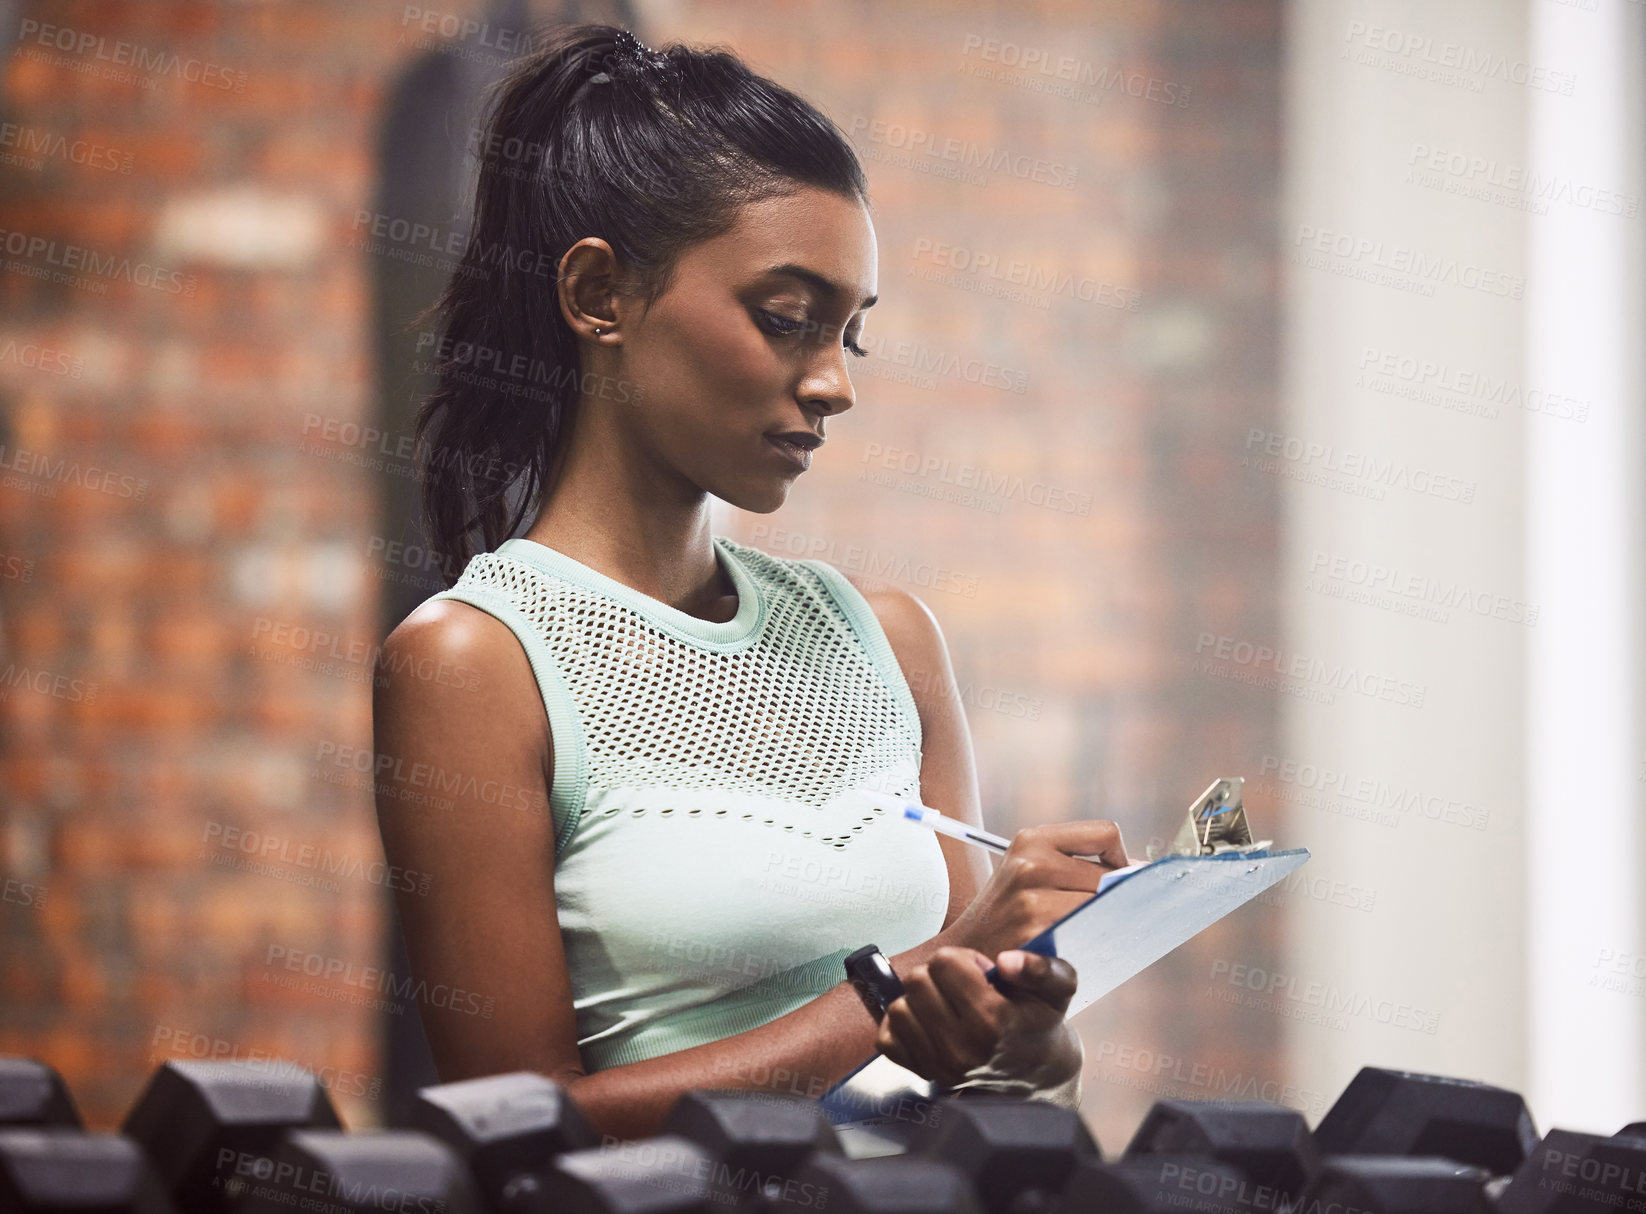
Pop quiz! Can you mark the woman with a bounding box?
[371,22,1131,1141]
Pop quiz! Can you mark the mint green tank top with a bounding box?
[428,535,950,1072]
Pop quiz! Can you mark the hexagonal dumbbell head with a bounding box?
[1124,1099,1320,1202]
[1298,1157,1493,1214]
[1496,1127,1646,1214]
[121,1058,341,1212]
[660,1088,842,1204]
[540,1134,744,1212]
[0,1059,81,1129]
[0,1129,175,1213]
[236,1130,480,1214]
[413,1070,599,1211]
[1054,1154,1257,1213]
[1315,1066,1540,1175]
[761,1151,984,1214]
[907,1093,1099,1214]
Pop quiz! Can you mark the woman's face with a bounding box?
[580,186,879,513]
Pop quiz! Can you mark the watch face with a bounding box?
[845,945,905,1022]
[844,943,884,967]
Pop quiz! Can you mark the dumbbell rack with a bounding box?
[1,1054,1643,1212]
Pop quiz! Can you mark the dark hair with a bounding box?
[412,22,870,586]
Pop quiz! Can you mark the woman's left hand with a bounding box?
[873,946,1081,1090]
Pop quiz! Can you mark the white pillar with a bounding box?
[1281,0,1532,1101]
[1523,0,1646,1133]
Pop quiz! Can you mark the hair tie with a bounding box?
[570,29,674,108]
[612,28,672,74]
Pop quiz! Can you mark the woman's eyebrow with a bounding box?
[763,262,878,310]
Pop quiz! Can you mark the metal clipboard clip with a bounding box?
[1147,777,1274,859]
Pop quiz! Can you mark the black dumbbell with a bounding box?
[0,1058,81,1128]
[660,1088,843,1206]
[1053,1154,1255,1213]
[121,1057,341,1212]
[759,1150,984,1213]
[1315,1066,1540,1175]
[1495,1126,1646,1214]
[537,1134,745,1212]
[236,1130,481,1214]
[905,1093,1098,1214]
[0,1128,176,1213]
[1123,1098,1320,1204]
[412,1070,599,1212]
[1296,1156,1493,1213]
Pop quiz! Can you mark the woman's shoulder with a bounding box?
[843,572,950,688]
[720,534,950,690]
[837,571,939,649]
[383,595,514,666]
[377,595,548,725]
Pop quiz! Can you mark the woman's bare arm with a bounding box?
[371,597,968,1140]
[843,576,994,928]
[371,601,576,1085]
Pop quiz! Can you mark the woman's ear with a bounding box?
[557,237,622,341]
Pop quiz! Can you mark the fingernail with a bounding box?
[999,950,1025,975]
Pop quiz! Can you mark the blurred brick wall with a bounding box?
[0,0,474,1128]
[0,0,1282,1142]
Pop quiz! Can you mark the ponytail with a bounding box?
[413,22,869,586]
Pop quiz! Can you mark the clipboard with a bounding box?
[819,779,1310,1139]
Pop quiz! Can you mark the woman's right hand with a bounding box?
[938,820,1133,957]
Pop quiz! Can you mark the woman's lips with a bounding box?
[766,435,815,470]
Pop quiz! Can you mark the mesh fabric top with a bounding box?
[430,535,950,1071]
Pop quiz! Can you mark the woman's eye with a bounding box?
[758,308,868,357]
[756,309,806,337]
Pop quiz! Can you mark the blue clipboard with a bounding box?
[819,846,1311,1137]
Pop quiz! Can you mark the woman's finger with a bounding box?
[1059,820,1130,871]
[996,950,1078,995]
[919,948,1010,1056]
[898,968,964,1052]
[881,992,965,1086]
[875,998,932,1074]
[874,1015,919,1075]
[900,962,998,1080]
[993,951,1079,1024]
[1015,820,1129,887]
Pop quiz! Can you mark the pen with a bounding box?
[905,802,1011,849]
[855,790,1151,883]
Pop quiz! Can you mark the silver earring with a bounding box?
[593,327,604,336]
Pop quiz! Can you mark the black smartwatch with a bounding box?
[844,944,905,1023]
